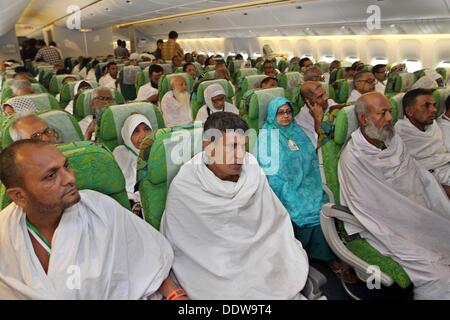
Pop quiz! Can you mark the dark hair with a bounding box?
[14,66,28,74]
[91,59,100,68]
[263,59,273,67]
[403,88,434,111]
[168,31,178,40]
[445,94,450,112]
[299,57,312,68]
[235,54,243,60]
[49,41,57,47]
[354,70,373,82]
[149,64,164,75]
[345,67,354,73]
[106,61,117,69]
[117,39,122,46]
[157,39,163,45]
[36,40,46,47]
[203,112,248,133]
[372,64,386,74]
[261,77,278,87]
[182,62,195,72]
[0,140,50,188]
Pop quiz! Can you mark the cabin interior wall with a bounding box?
[0,28,21,61]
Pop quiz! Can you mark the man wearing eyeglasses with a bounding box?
[79,87,115,141]
[372,64,387,94]
[9,114,59,144]
[347,70,376,103]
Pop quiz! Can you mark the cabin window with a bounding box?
[371,57,388,65]
[403,59,423,72]
[321,55,335,63]
[437,60,450,68]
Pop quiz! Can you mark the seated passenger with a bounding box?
[196,54,206,67]
[160,76,193,128]
[135,64,163,104]
[79,87,115,141]
[324,60,341,84]
[411,71,444,90]
[85,60,99,82]
[171,55,183,70]
[65,80,93,114]
[339,92,450,300]
[262,59,278,77]
[299,57,313,73]
[437,95,450,151]
[13,67,34,81]
[10,80,34,97]
[184,53,193,63]
[194,84,239,123]
[260,76,278,89]
[343,66,356,80]
[372,64,387,94]
[99,62,119,90]
[347,70,376,103]
[128,53,140,66]
[161,112,309,299]
[183,62,197,81]
[3,96,39,116]
[113,114,152,204]
[9,114,59,144]
[395,88,450,197]
[303,67,325,82]
[240,60,252,69]
[351,60,365,72]
[0,140,186,300]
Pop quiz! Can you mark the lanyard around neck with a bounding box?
[26,218,51,256]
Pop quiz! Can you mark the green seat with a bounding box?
[315,61,330,74]
[49,74,81,96]
[1,109,84,149]
[333,79,352,104]
[436,67,450,84]
[59,80,98,108]
[319,105,411,289]
[1,83,47,104]
[96,102,165,151]
[138,62,152,70]
[202,70,216,81]
[432,88,450,116]
[191,79,235,118]
[288,64,300,73]
[17,93,60,111]
[135,68,150,91]
[174,67,183,73]
[193,62,203,77]
[388,93,405,121]
[73,88,125,122]
[413,69,427,82]
[37,67,55,90]
[278,59,289,73]
[237,74,267,109]
[228,60,242,78]
[394,72,415,93]
[277,72,302,110]
[235,68,258,85]
[329,67,344,83]
[139,124,203,228]
[204,65,216,73]
[245,87,285,132]
[0,141,131,210]
[158,73,194,102]
[95,62,109,82]
[119,66,141,101]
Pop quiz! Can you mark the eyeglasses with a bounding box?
[94,96,113,101]
[30,127,59,141]
[357,78,376,84]
[276,109,293,116]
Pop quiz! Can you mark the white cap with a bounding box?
[130,53,140,60]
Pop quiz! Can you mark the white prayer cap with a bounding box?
[204,84,225,109]
[3,96,38,114]
[140,53,154,60]
[130,53,140,61]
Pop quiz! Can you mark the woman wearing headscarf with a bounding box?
[194,84,239,123]
[113,113,153,206]
[411,70,444,90]
[65,80,93,114]
[240,60,252,69]
[2,96,38,115]
[257,97,356,283]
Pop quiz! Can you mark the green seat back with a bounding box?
[158,73,194,101]
[95,62,109,82]
[49,74,81,96]
[1,83,47,104]
[59,80,98,108]
[202,70,216,81]
[191,79,234,118]
[388,93,405,121]
[97,102,165,151]
[315,61,330,73]
[432,88,450,117]
[246,87,285,132]
[174,67,183,73]
[334,79,351,103]
[276,72,302,110]
[17,93,60,111]
[0,141,130,210]
[278,59,289,72]
[135,68,150,91]
[228,60,242,78]
[288,64,300,72]
[119,66,141,101]
[140,124,203,228]
[329,67,344,83]
[138,62,152,70]
[235,68,258,84]
[74,89,125,121]
[1,109,84,149]
[394,72,415,93]
[193,62,203,77]
[237,74,267,109]
[413,69,427,82]
[436,67,450,84]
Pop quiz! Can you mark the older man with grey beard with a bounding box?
[338,92,450,300]
[160,76,193,128]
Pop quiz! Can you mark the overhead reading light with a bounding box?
[243,13,248,15]
[115,0,295,28]
[126,0,132,3]
[296,5,302,9]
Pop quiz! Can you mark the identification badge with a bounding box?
[287,139,299,151]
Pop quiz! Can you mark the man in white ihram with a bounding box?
[338,92,450,300]
[0,140,187,300]
[160,75,193,128]
[161,112,309,300]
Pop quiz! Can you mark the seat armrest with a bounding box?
[321,204,363,228]
[301,266,327,300]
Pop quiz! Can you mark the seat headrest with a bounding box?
[334,105,359,146]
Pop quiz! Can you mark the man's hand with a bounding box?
[84,119,96,141]
[307,100,324,135]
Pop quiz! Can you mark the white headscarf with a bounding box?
[204,84,225,110]
[3,96,38,114]
[262,44,273,58]
[129,53,140,61]
[240,60,252,69]
[412,71,443,90]
[121,113,152,155]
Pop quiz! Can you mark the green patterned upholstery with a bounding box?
[333,79,351,104]
[0,141,131,210]
[432,88,450,116]
[204,65,216,73]
[329,67,344,83]
[140,124,203,229]
[191,79,234,118]
[193,62,203,77]
[278,59,289,73]
[158,73,194,101]
[394,72,415,93]
[413,69,427,82]
[73,88,125,121]
[1,83,47,104]
[235,68,258,84]
[19,93,60,111]
[202,70,216,81]
[288,64,300,72]
[1,109,84,149]
[59,80,98,108]
[319,105,411,288]
[135,67,150,91]
[388,93,405,121]
[246,87,285,132]
[174,67,183,74]
[97,102,165,151]
[49,74,81,96]
[277,72,302,110]
[237,74,267,109]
